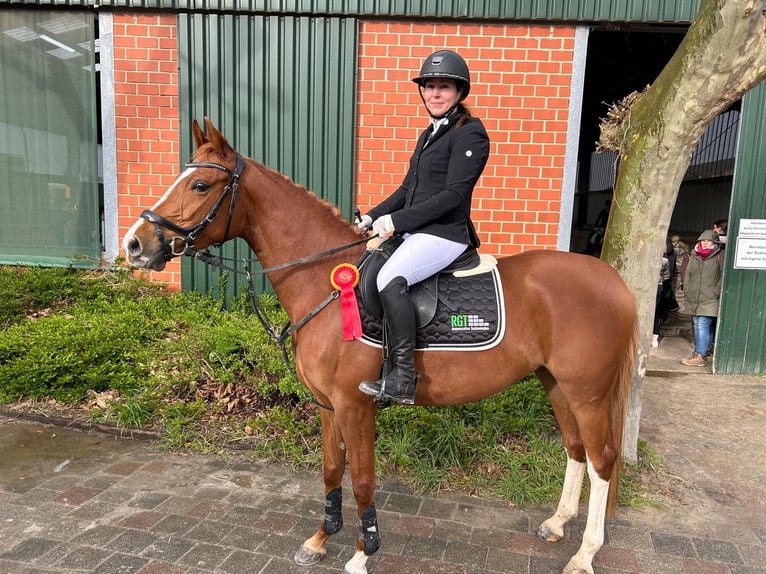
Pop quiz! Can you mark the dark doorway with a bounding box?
[573,28,684,252]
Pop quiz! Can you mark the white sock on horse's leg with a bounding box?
[343,550,369,574]
[563,457,609,574]
[538,455,585,541]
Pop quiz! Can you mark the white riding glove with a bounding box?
[372,214,395,238]
[357,214,373,232]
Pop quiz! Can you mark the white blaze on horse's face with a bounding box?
[150,166,198,211]
[122,167,197,267]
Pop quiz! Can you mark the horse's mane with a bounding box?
[191,141,361,235]
[249,156,360,234]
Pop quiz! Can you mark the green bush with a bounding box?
[0,308,153,403]
[0,266,163,328]
[0,266,295,407]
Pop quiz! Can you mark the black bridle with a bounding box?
[140,153,246,261]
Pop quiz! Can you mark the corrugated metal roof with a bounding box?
[0,0,701,24]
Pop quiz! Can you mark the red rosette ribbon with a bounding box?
[330,263,362,341]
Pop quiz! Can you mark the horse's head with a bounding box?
[123,118,246,271]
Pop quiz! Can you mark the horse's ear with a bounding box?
[203,117,233,155]
[192,119,207,149]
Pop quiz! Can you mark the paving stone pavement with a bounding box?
[1,351,764,573]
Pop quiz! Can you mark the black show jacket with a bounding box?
[367,112,490,247]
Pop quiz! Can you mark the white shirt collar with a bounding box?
[429,116,450,135]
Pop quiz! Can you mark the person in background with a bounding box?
[356,50,490,404]
[670,234,690,296]
[713,219,728,247]
[583,199,611,256]
[653,251,670,348]
[595,199,611,232]
[661,236,679,314]
[680,230,723,367]
[710,219,728,346]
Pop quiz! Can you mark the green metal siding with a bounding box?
[714,82,766,375]
[177,13,357,301]
[1,0,701,24]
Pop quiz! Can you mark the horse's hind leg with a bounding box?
[561,459,610,574]
[537,369,617,574]
[563,401,619,574]
[538,456,586,542]
[536,371,586,542]
[295,408,346,566]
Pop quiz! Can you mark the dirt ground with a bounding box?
[629,364,766,538]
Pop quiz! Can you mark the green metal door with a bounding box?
[177,13,358,301]
[715,81,766,374]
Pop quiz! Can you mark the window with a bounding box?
[0,9,100,266]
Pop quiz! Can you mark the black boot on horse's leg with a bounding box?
[359,276,419,405]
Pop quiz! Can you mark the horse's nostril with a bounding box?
[126,236,142,256]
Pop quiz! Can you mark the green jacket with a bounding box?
[683,246,723,317]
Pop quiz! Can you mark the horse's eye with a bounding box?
[192,180,210,193]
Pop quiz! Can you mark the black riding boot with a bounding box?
[359,276,419,405]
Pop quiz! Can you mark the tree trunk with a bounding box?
[598,0,766,462]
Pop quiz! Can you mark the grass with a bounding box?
[0,265,668,509]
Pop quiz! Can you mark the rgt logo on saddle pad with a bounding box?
[450,313,491,332]
[358,267,505,351]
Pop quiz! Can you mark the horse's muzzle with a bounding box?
[122,232,169,271]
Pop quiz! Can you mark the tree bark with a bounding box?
[597,0,766,462]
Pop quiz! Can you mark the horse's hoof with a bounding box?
[342,550,369,574]
[537,524,563,542]
[294,545,324,566]
[562,558,593,574]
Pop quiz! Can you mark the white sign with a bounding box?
[734,219,766,269]
[739,218,766,239]
[734,238,766,269]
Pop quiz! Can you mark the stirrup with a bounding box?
[358,376,418,407]
[358,380,383,398]
[359,380,402,408]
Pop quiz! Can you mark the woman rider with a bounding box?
[357,50,490,404]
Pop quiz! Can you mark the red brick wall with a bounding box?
[113,14,181,288]
[355,22,575,256]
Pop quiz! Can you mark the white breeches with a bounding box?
[376,232,468,291]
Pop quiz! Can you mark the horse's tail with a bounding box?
[606,314,638,518]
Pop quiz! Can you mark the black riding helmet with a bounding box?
[412,50,471,103]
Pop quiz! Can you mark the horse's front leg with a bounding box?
[334,398,378,574]
[294,408,347,566]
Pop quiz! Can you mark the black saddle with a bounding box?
[356,236,481,328]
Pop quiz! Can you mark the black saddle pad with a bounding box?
[358,267,505,351]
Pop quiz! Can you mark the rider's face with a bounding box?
[422,79,459,117]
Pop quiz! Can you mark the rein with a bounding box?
[184,233,371,364]
[185,240,369,413]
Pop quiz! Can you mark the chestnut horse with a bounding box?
[124,118,637,574]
